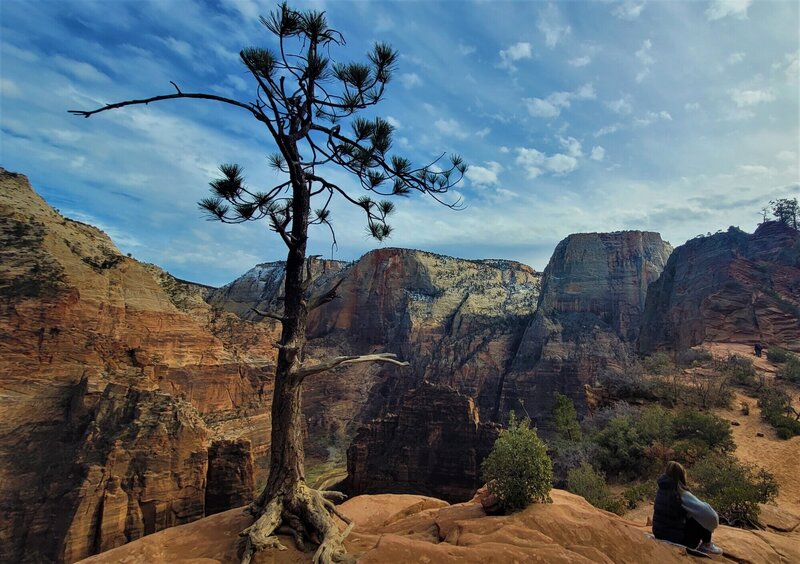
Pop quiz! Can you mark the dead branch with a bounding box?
[250,308,286,322]
[308,277,345,311]
[298,353,409,380]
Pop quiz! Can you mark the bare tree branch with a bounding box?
[298,352,409,380]
[250,307,287,322]
[307,277,344,310]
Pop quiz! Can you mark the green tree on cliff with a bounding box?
[770,197,798,229]
[70,4,465,562]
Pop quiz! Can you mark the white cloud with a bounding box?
[594,123,623,137]
[475,127,491,138]
[0,78,21,97]
[466,161,503,187]
[226,74,248,92]
[612,1,645,20]
[568,55,592,67]
[635,39,655,82]
[515,146,579,178]
[727,52,746,64]
[685,102,701,111]
[499,42,533,71]
[590,146,606,161]
[524,83,595,119]
[778,51,799,80]
[730,88,776,107]
[399,73,423,89]
[634,110,672,127]
[385,116,402,129]
[53,55,110,82]
[457,42,477,56]
[160,36,194,58]
[607,97,633,115]
[776,150,796,162]
[558,136,583,158]
[706,0,753,21]
[434,118,468,139]
[737,164,777,175]
[538,4,571,48]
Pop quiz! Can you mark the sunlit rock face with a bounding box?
[499,231,673,425]
[639,222,800,354]
[0,169,272,562]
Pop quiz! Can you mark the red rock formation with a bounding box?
[0,169,273,562]
[346,382,500,502]
[500,231,672,423]
[639,223,800,353]
[78,490,800,564]
[205,439,255,516]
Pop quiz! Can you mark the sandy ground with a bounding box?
[625,342,800,531]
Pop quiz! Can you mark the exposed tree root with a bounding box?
[239,483,354,564]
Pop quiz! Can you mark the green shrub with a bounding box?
[643,352,675,375]
[566,463,625,515]
[673,410,734,453]
[592,415,648,480]
[691,454,779,527]
[622,482,657,510]
[677,348,713,367]
[722,354,756,386]
[758,387,800,438]
[767,347,790,363]
[777,356,800,384]
[552,392,582,441]
[482,413,553,512]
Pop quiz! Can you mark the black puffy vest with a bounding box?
[652,474,686,544]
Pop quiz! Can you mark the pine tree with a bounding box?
[70,4,465,562]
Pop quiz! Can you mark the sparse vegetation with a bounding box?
[692,453,779,527]
[482,413,553,512]
[757,387,800,439]
[776,356,800,384]
[767,347,791,364]
[566,463,624,515]
[552,392,582,442]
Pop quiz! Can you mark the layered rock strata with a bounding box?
[0,169,273,562]
[639,223,800,353]
[346,382,500,502]
[499,231,672,423]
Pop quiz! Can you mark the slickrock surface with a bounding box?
[501,231,672,422]
[0,170,274,562]
[346,382,500,502]
[639,223,800,353]
[79,489,800,564]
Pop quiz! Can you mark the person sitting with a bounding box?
[652,461,723,555]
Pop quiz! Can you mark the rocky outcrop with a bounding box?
[0,169,276,562]
[205,439,255,516]
[346,382,500,502]
[2,380,208,563]
[639,223,800,353]
[500,231,672,423]
[78,490,800,564]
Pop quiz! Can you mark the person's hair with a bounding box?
[664,461,688,492]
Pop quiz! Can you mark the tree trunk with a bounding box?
[265,146,311,499]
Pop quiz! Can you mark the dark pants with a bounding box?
[684,517,712,548]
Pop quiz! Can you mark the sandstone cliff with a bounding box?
[0,170,264,562]
[639,223,800,353]
[346,382,500,502]
[500,231,672,423]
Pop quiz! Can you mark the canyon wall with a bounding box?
[639,223,800,353]
[499,231,672,424]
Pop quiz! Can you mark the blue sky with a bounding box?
[1,0,798,286]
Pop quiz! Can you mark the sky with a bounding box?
[1,0,798,286]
